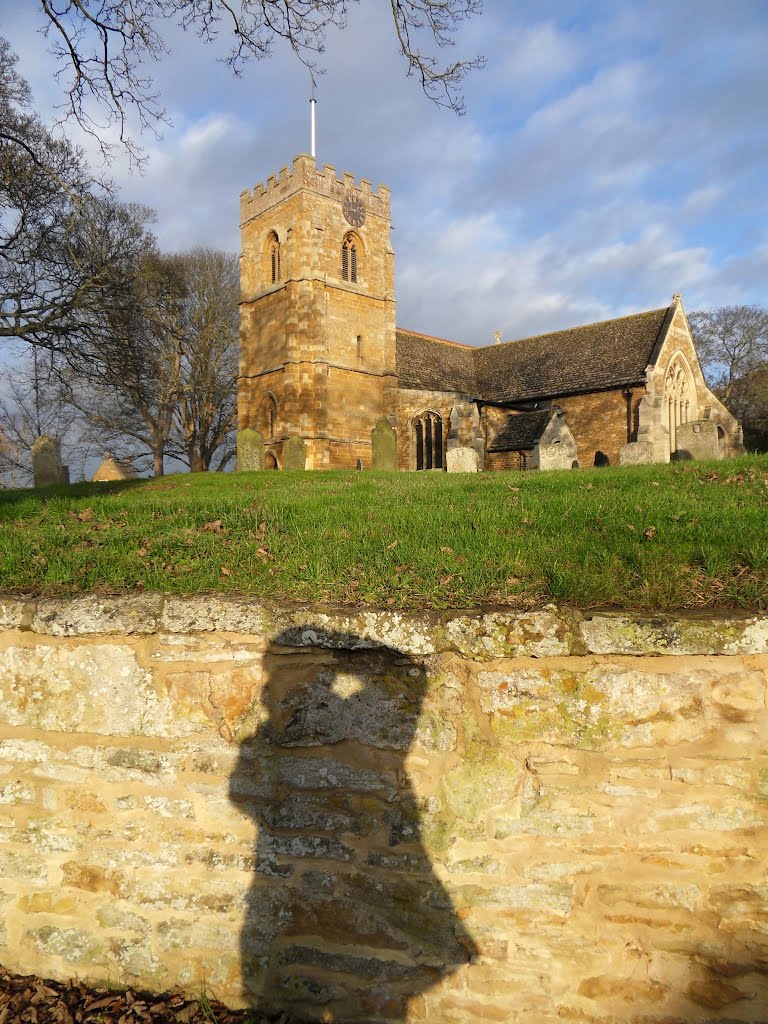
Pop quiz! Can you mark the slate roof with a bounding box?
[488,411,553,453]
[395,330,475,393]
[396,307,670,403]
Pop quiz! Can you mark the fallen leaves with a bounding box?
[0,968,298,1023]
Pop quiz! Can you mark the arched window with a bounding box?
[264,452,279,470]
[342,234,358,283]
[664,353,696,454]
[267,231,281,284]
[259,394,278,438]
[413,412,443,470]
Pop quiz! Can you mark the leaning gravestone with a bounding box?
[283,434,307,470]
[371,418,397,470]
[446,446,479,473]
[236,428,264,471]
[31,435,66,487]
[620,441,654,466]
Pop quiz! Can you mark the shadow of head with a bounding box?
[229,628,477,1022]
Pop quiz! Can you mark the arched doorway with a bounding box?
[264,452,278,470]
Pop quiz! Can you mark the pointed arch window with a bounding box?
[267,231,281,284]
[413,412,443,470]
[259,394,278,438]
[664,353,696,454]
[342,234,358,283]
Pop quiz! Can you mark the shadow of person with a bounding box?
[229,630,476,1023]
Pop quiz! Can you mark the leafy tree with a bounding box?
[688,304,768,451]
[37,0,484,162]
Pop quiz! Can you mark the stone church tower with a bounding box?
[238,154,396,469]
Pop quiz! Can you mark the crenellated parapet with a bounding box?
[240,153,391,226]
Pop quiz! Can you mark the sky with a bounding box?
[3,0,768,346]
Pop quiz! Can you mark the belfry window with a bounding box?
[413,412,443,470]
[342,234,358,283]
[268,232,281,284]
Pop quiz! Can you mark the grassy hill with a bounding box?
[0,456,766,611]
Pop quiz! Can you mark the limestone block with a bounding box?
[446,446,479,472]
[283,434,307,470]
[581,611,768,655]
[161,595,267,634]
[0,644,174,737]
[31,435,65,488]
[444,608,572,659]
[32,594,162,636]
[620,440,654,465]
[675,419,720,461]
[236,427,264,471]
[0,598,28,630]
[371,417,397,470]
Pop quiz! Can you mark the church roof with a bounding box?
[395,329,475,394]
[397,306,670,403]
[488,410,553,452]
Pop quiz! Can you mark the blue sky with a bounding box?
[4,0,768,345]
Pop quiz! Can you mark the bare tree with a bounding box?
[0,345,91,485]
[689,305,768,399]
[37,1,484,162]
[689,304,768,451]
[170,248,239,472]
[0,38,151,356]
[65,248,187,476]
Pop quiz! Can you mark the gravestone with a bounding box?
[31,435,66,487]
[620,441,654,466]
[446,447,479,473]
[237,428,264,471]
[538,443,573,471]
[371,418,396,470]
[283,434,307,470]
[675,421,720,461]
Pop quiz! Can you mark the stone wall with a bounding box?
[1,596,767,1023]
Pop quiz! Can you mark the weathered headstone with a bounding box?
[538,443,573,471]
[620,441,654,466]
[446,446,479,473]
[237,428,264,471]
[31,435,65,487]
[371,418,396,470]
[675,421,720,461]
[283,434,307,470]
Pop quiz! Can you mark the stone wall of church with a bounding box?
[395,389,464,470]
[556,387,642,467]
[0,596,767,1023]
[239,155,396,469]
[484,449,526,471]
[649,304,743,458]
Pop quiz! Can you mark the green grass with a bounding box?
[1,455,767,610]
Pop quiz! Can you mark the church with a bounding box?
[237,154,743,472]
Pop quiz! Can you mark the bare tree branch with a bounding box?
[35,0,484,162]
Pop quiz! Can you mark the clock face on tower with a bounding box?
[342,193,366,228]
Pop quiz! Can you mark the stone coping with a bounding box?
[0,594,766,659]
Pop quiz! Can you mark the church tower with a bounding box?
[238,154,396,469]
